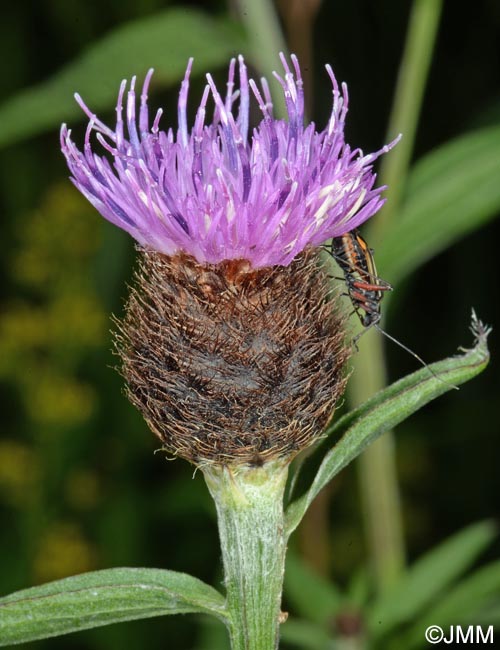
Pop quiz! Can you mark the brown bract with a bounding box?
[115,247,350,466]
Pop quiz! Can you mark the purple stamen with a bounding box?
[237,56,249,144]
[140,68,154,135]
[225,58,236,113]
[115,80,127,150]
[178,58,193,148]
[126,77,141,154]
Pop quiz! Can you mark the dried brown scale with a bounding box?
[115,247,350,466]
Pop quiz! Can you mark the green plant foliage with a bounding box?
[285,315,491,536]
[0,8,245,148]
[368,520,497,637]
[377,126,500,284]
[284,552,342,626]
[403,560,500,648]
[279,618,332,649]
[281,521,498,649]
[194,616,231,650]
[0,568,227,646]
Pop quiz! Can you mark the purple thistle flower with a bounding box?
[61,54,399,268]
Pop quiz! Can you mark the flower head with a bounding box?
[60,55,399,466]
[61,54,397,268]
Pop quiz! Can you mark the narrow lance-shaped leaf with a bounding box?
[0,568,227,647]
[0,8,245,148]
[279,618,333,650]
[403,559,500,649]
[285,313,491,537]
[284,551,343,626]
[368,519,497,637]
[376,126,500,285]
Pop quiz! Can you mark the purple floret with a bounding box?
[61,54,399,268]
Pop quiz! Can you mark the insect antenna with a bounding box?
[373,324,459,391]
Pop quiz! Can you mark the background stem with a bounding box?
[232,0,288,118]
[370,0,444,240]
[352,0,444,593]
[276,0,323,117]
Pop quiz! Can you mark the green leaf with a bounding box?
[194,616,231,650]
[377,126,500,284]
[0,8,245,149]
[404,560,500,648]
[279,617,332,649]
[468,600,500,627]
[284,552,342,625]
[0,568,227,646]
[285,313,491,537]
[346,568,371,610]
[368,520,497,637]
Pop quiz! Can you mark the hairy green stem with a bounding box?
[203,461,289,650]
[352,0,444,593]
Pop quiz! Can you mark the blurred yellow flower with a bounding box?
[66,469,101,510]
[28,372,96,427]
[33,522,98,583]
[0,441,40,508]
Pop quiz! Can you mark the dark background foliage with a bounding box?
[0,1,499,648]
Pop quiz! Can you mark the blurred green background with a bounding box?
[0,1,499,648]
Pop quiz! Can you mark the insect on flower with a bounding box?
[331,229,458,389]
[331,228,392,332]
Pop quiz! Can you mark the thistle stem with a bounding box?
[203,461,289,650]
